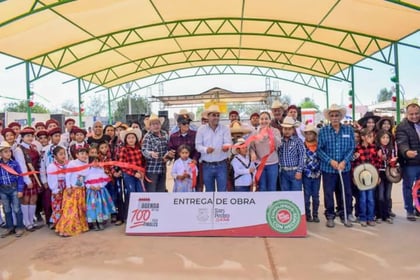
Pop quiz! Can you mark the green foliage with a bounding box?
[5,101,49,113]
[377,88,393,102]
[113,95,151,122]
[299,97,319,111]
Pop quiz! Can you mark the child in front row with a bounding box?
[55,147,90,237]
[302,125,321,223]
[231,138,255,192]
[171,145,198,192]
[352,128,381,227]
[46,146,68,229]
[0,142,25,238]
[85,152,116,230]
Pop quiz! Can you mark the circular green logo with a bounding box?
[266,199,301,234]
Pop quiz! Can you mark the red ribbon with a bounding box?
[189,162,197,189]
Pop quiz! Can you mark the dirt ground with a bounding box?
[1,177,419,280]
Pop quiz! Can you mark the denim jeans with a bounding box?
[376,171,391,220]
[0,187,24,229]
[145,172,167,192]
[359,189,375,222]
[235,185,251,192]
[105,181,117,206]
[322,171,352,220]
[202,161,228,192]
[280,170,302,191]
[402,165,420,215]
[258,163,279,192]
[303,176,321,217]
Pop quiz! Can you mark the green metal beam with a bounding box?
[386,0,420,11]
[0,0,76,28]
[76,47,352,91]
[103,65,331,102]
[24,18,395,83]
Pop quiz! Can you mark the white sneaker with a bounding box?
[348,214,357,223]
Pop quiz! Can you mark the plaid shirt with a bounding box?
[303,143,321,179]
[0,159,25,192]
[142,130,169,174]
[118,145,144,176]
[168,129,200,161]
[278,135,305,173]
[318,124,355,173]
[352,143,381,170]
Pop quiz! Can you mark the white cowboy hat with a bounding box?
[323,104,346,121]
[0,141,11,151]
[385,165,402,183]
[280,116,299,128]
[207,104,220,114]
[120,128,142,143]
[353,163,379,191]
[302,124,318,135]
[174,109,194,122]
[271,99,287,110]
[231,138,247,155]
[230,121,251,134]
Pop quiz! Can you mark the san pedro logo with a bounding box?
[266,199,301,234]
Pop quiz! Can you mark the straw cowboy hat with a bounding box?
[120,128,142,143]
[144,113,165,126]
[280,116,299,128]
[114,121,129,130]
[385,165,402,183]
[357,111,381,127]
[174,109,194,123]
[231,138,247,155]
[353,163,379,191]
[207,104,221,114]
[230,121,251,135]
[302,124,318,135]
[323,104,346,121]
[271,100,287,110]
[0,141,11,151]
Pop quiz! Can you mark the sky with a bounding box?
[0,31,419,119]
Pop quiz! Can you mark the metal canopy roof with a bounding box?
[152,87,276,106]
[1,0,419,89]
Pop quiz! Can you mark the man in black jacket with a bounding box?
[396,103,420,221]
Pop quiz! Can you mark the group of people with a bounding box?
[0,101,419,238]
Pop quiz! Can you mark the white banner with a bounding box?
[125,192,306,237]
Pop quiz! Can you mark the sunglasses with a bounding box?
[180,121,190,125]
[329,114,341,118]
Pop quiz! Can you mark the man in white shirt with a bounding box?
[195,105,232,192]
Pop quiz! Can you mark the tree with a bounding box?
[85,93,107,117]
[60,99,78,115]
[377,88,393,102]
[299,97,320,111]
[279,95,291,106]
[113,95,150,122]
[5,101,49,113]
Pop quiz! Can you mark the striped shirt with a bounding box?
[318,124,355,173]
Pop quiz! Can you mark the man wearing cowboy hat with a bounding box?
[270,100,287,133]
[195,104,232,192]
[170,109,198,134]
[142,114,173,192]
[396,103,420,221]
[318,104,355,228]
[168,112,199,163]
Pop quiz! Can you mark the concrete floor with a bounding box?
[1,184,419,280]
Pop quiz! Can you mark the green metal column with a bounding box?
[78,79,82,127]
[25,61,32,126]
[108,89,112,124]
[350,66,355,121]
[393,43,401,124]
[325,78,329,109]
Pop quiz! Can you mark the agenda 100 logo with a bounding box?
[266,199,301,234]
